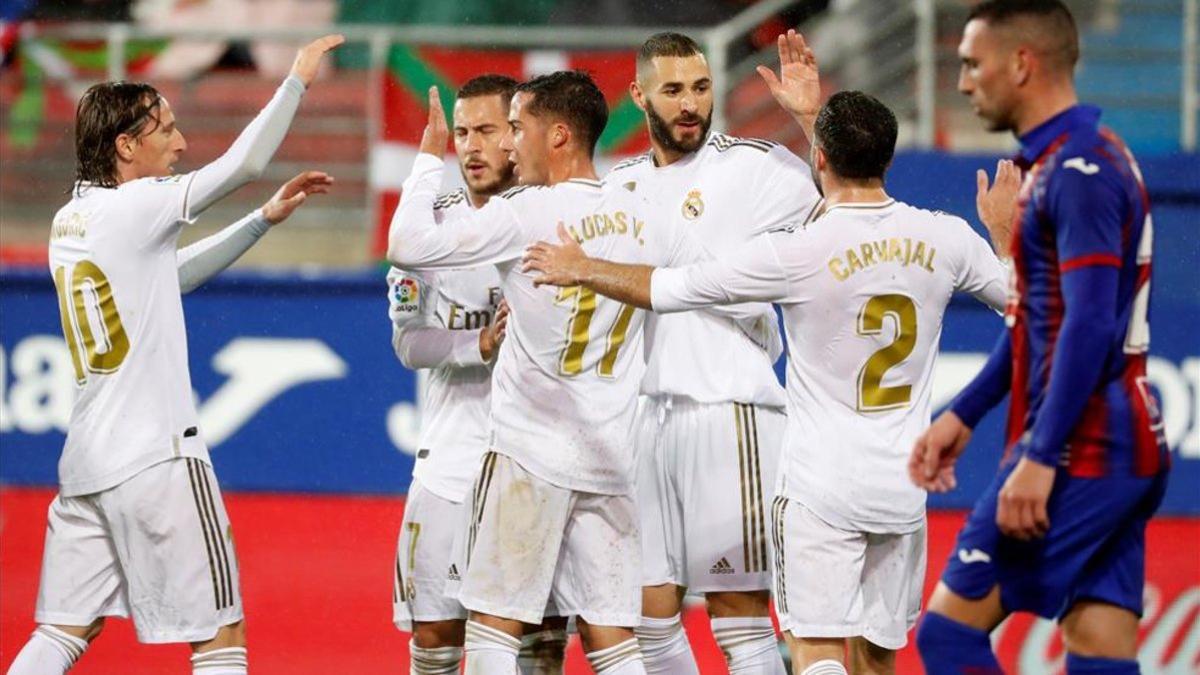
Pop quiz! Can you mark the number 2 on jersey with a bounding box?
[556,286,636,378]
[856,294,916,412]
[53,261,130,384]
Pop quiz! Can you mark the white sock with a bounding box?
[518,629,566,674]
[7,626,88,674]
[710,617,786,674]
[800,659,848,675]
[464,620,521,674]
[410,639,463,675]
[190,646,247,674]
[634,615,698,674]
[586,638,645,675]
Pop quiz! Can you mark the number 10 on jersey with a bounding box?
[53,261,130,385]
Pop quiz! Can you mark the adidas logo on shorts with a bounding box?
[710,557,736,575]
[447,564,461,581]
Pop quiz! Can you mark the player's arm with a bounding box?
[177,171,332,293]
[909,331,1012,494]
[951,215,1009,312]
[1022,162,1127,469]
[975,159,1021,255]
[387,270,508,368]
[387,88,525,271]
[183,35,344,220]
[523,225,790,311]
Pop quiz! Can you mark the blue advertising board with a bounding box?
[2,152,1197,513]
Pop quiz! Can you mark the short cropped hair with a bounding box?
[814,91,898,181]
[74,81,163,188]
[515,70,608,156]
[457,74,518,108]
[636,32,704,82]
[968,0,1079,72]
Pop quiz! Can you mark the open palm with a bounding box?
[757,30,822,128]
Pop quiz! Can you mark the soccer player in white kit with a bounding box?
[6,35,343,675]
[602,32,819,674]
[388,72,773,675]
[387,74,568,674]
[522,90,1010,675]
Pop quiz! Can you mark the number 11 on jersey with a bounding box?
[555,286,637,378]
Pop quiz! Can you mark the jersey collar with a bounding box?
[1016,104,1101,166]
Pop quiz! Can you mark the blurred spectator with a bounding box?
[26,0,132,21]
[135,0,333,80]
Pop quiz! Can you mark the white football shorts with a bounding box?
[455,451,640,627]
[393,479,469,631]
[772,498,925,650]
[637,397,785,593]
[35,457,243,644]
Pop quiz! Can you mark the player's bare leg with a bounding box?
[577,619,645,674]
[707,590,786,674]
[788,637,844,674]
[189,620,248,673]
[519,616,568,674]
[7,620,103,674]
[848,637,894,675]
[408,620,466,674]
[915,583,1006,674]
[1065,595,1137,662]
[636,584,697,674]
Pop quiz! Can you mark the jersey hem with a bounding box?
[59,451,209,498]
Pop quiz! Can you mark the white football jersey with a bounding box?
[388,189,503,503]
[651,199,1008,533]
[606,133,821,407]
[390,154,713,495]
[49,177,208,497]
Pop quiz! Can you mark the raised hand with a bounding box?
[261,170,334,225]
[908,410,973,493]
[480,300,510,361]
[756,29,822,139]
[289,34,345,88]
[418,86,450,157]
[522,223,588,287]
[976,159,1021,255]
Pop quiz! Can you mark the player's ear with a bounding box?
[630,80,647,112]
[1011,46,1033,87]
[114,133,136,162]
[550,122,570,150]
[813,145,827,173]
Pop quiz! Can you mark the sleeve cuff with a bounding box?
[282,75,306,95]
[451,329,487,366]
[649,267,686,313]
[949,395,990,430]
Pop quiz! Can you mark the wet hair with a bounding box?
[813,91,898,181]
[456,73,519,108]
[967,0,1079,72]
[515,70,608,156]
[73,81,163,189]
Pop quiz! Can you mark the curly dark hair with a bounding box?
[515,70,608,156]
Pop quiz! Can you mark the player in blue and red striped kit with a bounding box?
[908,2,1170,674]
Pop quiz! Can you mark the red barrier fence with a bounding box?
[2,488,1195,673]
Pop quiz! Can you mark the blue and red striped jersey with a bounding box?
[1002,105,1169,477]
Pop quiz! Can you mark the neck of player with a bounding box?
[820,176,888,210]
[1013,79,1079,137]
[548,153,599,185]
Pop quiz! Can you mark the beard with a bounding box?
[461,159,516,198]
[645,99,712,156]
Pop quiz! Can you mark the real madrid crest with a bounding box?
[682,189,704,220]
